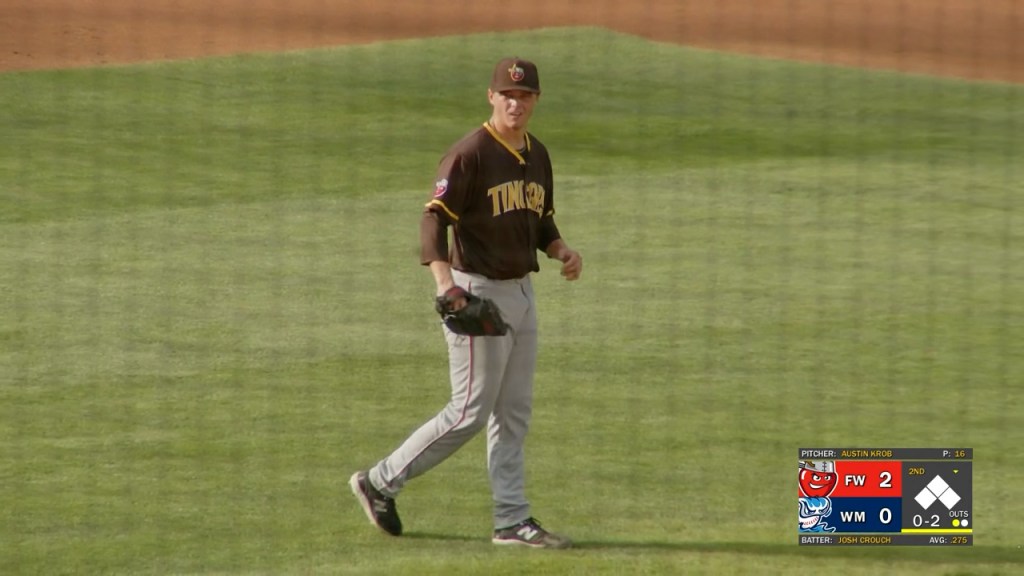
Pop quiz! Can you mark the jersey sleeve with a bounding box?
[424,150,475,225]
[541,151,555,217]
[419,211,448,265]
[537,152,561,250]
[538,212,561,251]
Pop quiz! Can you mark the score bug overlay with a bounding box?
[797,448,972,546]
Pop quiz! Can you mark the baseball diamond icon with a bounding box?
[915,475,961,510]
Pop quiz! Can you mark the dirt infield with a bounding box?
[1,0,1021,82]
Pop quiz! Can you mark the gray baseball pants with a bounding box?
[368,269,537,529]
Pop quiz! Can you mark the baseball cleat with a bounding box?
[349,471,402,536]
[492,517,572,549]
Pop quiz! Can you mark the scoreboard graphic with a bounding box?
[797,448,972,546]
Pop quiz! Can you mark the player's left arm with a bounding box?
[537,152,581,281]
[544,238,582,281]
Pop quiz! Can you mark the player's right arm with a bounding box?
[421,213,455,294]
[422,211,466,310]
[420,150,473,299]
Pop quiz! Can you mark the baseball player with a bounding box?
[350,57,582,549]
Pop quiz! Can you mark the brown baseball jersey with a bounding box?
[420,122,561,280]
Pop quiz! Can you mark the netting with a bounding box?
[1,1,1020,573]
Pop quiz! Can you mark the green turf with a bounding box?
[1,27,1022,575]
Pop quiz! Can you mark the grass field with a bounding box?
[2,28,1022,575]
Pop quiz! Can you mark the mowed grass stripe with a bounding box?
[1,28,1020,221]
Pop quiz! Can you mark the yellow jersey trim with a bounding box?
[425,199,459,222]
[482,122,530,165]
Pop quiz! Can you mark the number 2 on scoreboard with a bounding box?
[879,471,892,488]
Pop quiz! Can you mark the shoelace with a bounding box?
[368,484,396,512]
[519,517,543,530]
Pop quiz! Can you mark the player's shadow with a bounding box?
[404,533,1023,565]
[404,532,481,544]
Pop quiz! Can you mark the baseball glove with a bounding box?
[435,286,509,336]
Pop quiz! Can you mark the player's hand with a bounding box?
[437,285,469,311]
[559,250,582,281]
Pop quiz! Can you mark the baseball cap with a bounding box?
[800,461,836,474]
[490,57,541,94]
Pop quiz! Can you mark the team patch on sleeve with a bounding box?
[433,178,449,198]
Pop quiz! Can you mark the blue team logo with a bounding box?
[799,460,837,532]
[799,496,836,532]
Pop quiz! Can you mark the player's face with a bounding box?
[799,469,838,497]
[489,89,538,132]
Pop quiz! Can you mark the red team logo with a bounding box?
[434,178,448,198]
[799,460,838,497]
[509,64,525,82]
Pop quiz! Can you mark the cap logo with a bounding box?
[509,64,526,82]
